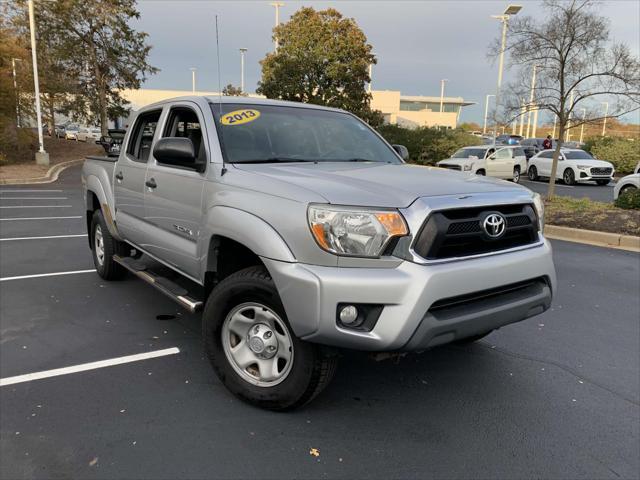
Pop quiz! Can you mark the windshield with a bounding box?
[210,103,401,164]
[564,150,593,160]
[451,148,487,159]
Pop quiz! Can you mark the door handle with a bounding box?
[145,178,157,189]
[115,171,123,181]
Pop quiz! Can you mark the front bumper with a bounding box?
[263,239,556,352]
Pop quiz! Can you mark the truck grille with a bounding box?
[413,204,540,260]
[439,164,462,171]
[590,167,612,176]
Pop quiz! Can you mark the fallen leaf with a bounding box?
[309,448,320,457]
[89,457,98,467]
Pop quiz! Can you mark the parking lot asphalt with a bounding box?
[520,178,616,203]
[1,164,639,480]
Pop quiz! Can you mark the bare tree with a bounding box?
[492,0,640,199]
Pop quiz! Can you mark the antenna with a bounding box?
[214,14,227,175]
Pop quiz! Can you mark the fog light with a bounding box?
[339,305,359,325]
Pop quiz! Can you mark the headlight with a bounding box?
[463,164,472,171]
[308,205,408,257]
[532,193,545,231]
[576,164,591,170]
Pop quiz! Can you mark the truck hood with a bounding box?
[232,162,527,207]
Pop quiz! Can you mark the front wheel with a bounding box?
[563,168,576,185]
[528,165,538,181]
[203,266,337,411]
[476,169,486,176]
[596,179,610,186]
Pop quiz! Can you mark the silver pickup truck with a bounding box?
[82,96,556,410]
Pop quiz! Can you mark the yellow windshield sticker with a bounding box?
[221,109,261,126]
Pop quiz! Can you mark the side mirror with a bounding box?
[153,137,201,171]
[392,144,409,161]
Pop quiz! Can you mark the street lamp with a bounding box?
[579,108,586,143]
[601,102,609,136]
[368,52,376,94]
[239,48,248,93]
[491,4,522,144]
[525,65,538,138]
[439,79,448,128]
[483,94,495,135]
[189,67,197,93]
[11,58,22,128]
[565,89,575,142]
[28,0,48,165]
[270,2,284,51]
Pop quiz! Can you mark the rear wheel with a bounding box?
[528,165,538,181]
[476,169,486,176]
[512,166,521,183]
[563,168,576,185]
[596,179,610,186]
[203,266,337,411]
[90,210,126,280]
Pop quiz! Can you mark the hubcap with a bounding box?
[94,225,105,266]
[222,302,294,387]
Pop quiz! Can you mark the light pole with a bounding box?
[239,48,248,93]
[552,115,557,138]
[28,0,48,165]
[483,94,495,135]
[532,105,539,138]
[565,89,574,142]
[525,65,538,138]
[189,68,196,93]
[439,79,448,128]
[518,98,526,136]
[601,102,609,136]
[11,58,22,128]
[579,108,586,143]
[491,4,522,144]
[270,2,284,51]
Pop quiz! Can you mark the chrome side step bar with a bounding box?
[113,255,203,313]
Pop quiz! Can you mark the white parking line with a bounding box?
[0,205,73,209]
[0,189,63,192]
[0,216,82,221]
[0,269,95,282]
[0,197,69,200]
[0,234,86,242]
[0,348,181,387]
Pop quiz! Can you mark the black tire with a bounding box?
[203,266,337,411]
[620,185,637,196]
[563,168,576,185]
[596,179,610,186]
[512,166,521,183]
[90,210,126,280]
[528,165,538,181]
[476,169,486,176]
[454,331,493,345]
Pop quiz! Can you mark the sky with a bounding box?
[134,0,640,124]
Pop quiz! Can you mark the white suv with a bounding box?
[527,148,615,186]
[437,145,527,183]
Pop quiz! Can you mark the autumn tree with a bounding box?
[20,0,158,135]
[222,84,247,97]
[257,7,379,124]
[494,0,640,198]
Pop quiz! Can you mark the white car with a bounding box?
[437,145,527,183]
[64,124,80,141]
[77,127,102,142]
[527,148,615,186]
[614,162,640,200]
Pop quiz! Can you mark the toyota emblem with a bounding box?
[482,213,506,238]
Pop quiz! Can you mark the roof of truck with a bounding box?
[140,95,345,113]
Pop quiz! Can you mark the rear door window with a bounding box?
[126,110,161,163]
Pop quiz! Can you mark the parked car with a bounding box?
[77,127,102,142]
[96,129,126,157]
[54,124,67,139]
[520,138,550,160]
[437,145,527,182]
[64,124,80,141]
[613,162,640,200]
[82,96,555,410]
[527,148,615,185]
[495,134,523,145]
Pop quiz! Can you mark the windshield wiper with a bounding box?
[233,157,316,164]
[344,158,388,163]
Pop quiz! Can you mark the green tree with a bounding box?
[26,0,158,135]
[257,7,377,123]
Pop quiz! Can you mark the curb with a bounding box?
[544,224,640,253]
[0,158,84,186]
